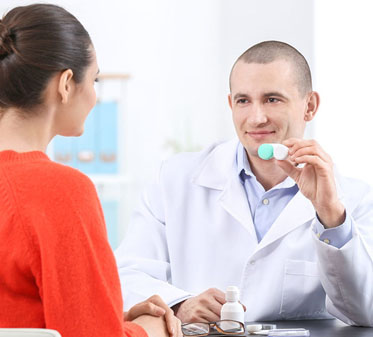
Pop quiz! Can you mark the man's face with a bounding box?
[229,59,310,157]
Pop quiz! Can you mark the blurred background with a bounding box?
[1,0,372,248]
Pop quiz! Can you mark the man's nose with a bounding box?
[248,104,268,126]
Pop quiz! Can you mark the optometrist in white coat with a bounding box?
[115,41,373,327]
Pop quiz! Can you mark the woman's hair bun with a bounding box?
[0,20,14,59]
[0,4,92,110]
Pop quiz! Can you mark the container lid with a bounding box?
[268,328,310,336]
[258,144,274,160]
[225,286,239,301]
[273,144,289,160]
[246,324,262,333]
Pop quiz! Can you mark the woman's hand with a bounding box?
[124,295,182,337]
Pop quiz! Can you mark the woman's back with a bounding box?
[0,4,178,337]
[0,150,145,336]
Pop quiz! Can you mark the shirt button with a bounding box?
[250,260,256,265]
[323,239,330,244]
[262,198,269,205]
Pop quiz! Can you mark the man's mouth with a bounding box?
[246,130,275,139]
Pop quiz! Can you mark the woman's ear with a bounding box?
[58,69,74,104]
[304,91,320,121]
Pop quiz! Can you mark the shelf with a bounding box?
[88,174,131,185]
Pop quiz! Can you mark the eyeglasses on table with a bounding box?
[181,320,245,336]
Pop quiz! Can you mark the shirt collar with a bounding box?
[237,142,254,178]
[236,142,297,190]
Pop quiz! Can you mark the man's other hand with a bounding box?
[174,288,233,323]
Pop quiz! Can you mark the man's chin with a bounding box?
[241,143,260,158]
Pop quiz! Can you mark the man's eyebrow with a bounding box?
[233,93,250,101]
[263,92,288,99]
[233,91,289,101]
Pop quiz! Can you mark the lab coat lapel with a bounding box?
[192,141,347,251]
[255,190,315,252]
[192,139,257,240]
[219,175,257,240]
[254,166,347,252]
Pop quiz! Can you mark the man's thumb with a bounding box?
[276,159,299,181]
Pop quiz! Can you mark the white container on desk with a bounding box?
[220,286,244,331]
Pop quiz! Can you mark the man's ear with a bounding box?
[304,91,320,121]
[228,94,233,109]
[58,69,74,104]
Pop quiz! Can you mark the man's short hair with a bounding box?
[229,41,312,97]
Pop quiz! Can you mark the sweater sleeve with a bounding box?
[15,166,146,337]
[123,322,148,337]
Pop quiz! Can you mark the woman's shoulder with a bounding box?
[5,157,99,207]
[1,157,104,248]
[43,160,95,190]
[16,160,104,235]
[0,151,95,194]
[39,161,100,209]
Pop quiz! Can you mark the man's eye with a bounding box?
[267,97,279,103]
[237,98,249,104]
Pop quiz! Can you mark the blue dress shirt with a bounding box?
[236,143,352,248]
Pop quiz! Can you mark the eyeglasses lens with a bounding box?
[182,323,210,336]
[216,320,244,333]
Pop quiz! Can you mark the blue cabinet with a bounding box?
[96,101,118,174]
[101,200,119,249]
[52,100,122,249]
[54,101,119,174]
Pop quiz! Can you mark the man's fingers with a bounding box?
[189,306,220,322]
[204,289,225,317]
[293,155,329,171]
[284,138,332,164]
[208,288,225,305]
[207,299,224,318]
[240,302,247,312]
[214,295,225,305]
[204,310,221,322]
[176,289,227,323]
[283,138,314,149]
[291,145,331,164]
[276,159,301,181]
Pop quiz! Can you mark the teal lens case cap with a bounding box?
[258,144,274,160]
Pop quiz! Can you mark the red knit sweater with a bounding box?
[0,151,147,337]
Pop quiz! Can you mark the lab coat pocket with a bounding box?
[280,259,327,319]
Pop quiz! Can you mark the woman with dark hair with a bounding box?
[0,4,180,337]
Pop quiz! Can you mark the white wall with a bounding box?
[314,0,373,185]
[0,0,315,177]
[121,0,315,184]
[1,0,317,239]
[218,0,315,138]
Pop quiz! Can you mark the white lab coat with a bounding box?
[115,139,373,326]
